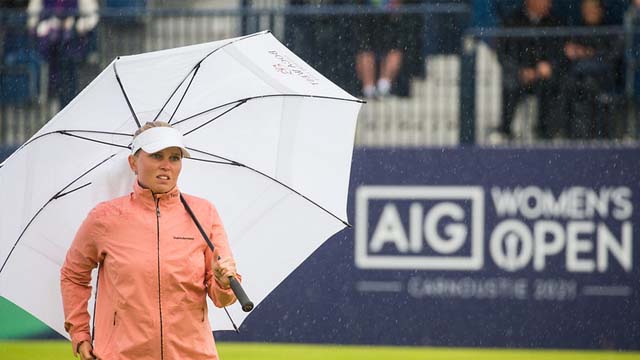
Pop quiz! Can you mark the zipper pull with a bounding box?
[155,198,161,218]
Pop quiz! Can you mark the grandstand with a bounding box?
[1,1,637,150]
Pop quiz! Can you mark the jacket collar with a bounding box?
[132,180,181,208]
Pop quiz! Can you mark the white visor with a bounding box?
[131,127,191,158]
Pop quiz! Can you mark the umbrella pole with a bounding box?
[179,194,255,316]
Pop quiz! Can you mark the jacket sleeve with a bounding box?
[204,204,239,308]
[60,206,104,356]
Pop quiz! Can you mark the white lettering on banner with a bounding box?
[369,204,409,253]
[407,276,529,300]
[533,279,578,300]
[368,202,470,254]
[490,220,534,272]
[598,223,633,272]
[491,186,633,220]
[612,187,633,220]
[424,203,467,254]
[489,219,632,273]
[355,186,484,270]
[534,221,565,271]
[566,221,595,272]
[356,185,634,273]
[406,276,579,301]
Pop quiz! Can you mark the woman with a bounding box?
[60,121,239,360]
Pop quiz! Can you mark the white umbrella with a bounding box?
[0,31,362,336]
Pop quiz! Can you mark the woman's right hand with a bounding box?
[212,249,237,289]
[78,341,96,360]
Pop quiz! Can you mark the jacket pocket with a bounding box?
[94,311,118,359]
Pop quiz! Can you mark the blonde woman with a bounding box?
[61,121,239,360]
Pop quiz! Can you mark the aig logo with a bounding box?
[355,186,484,270]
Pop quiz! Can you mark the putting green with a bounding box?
[0,341,639,360]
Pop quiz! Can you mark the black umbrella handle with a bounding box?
[180,194,253,313]
[229,276,254,312]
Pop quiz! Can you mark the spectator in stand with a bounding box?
[27,0,98,108]
[557,0,624,139]
[628,0,640,138]
[354,0,407,99]
[494,0,565,140]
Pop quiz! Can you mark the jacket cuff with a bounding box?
[71,334,92,357]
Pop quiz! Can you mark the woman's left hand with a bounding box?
[212,250,237,289]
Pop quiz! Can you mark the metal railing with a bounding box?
[0,4,469,148]
[460,25,639,146]
[1,5,639,149]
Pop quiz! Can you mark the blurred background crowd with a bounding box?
[1,0,640,147]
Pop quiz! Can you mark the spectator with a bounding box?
[494,0,565,140]
[627,0,640,138]
[557,0,623,139]
[27,0,98,108]
[354,0,407,99]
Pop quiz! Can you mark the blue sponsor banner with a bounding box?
[0,146,18,163]
[1,146,638,348]
[217,147,640,350]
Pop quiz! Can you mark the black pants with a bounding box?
[500,79,559,139]
[557,69,617,139]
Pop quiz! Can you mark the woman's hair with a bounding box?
[133,121,172,138]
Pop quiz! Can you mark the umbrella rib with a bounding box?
[0,154,117,274]
[154,64,199,123]
[20,130,133,149]
[53,182,93,200]
[168,64,201,124]
[200,31,267,61]
[154,31,267,125]
[182,100,246,136]
[0,131,132,169]
[61,132,132,150]
[173,93,363,128]
[184,157,235,166]
[114,59,141,128]
[185,148,350,227]
[185,147,241,165]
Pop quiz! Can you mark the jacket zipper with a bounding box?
[155,196,165,360]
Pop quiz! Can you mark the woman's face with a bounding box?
[128,147,183,194]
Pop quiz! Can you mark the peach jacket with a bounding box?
[60,182,238,359]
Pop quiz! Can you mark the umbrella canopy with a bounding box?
[0,31,362,336]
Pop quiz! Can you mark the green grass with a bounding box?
[0,341,639,359]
